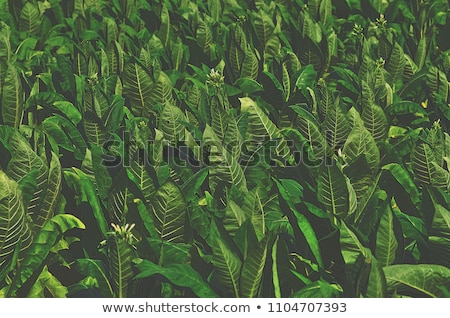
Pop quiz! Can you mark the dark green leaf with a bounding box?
[134,259,218,297]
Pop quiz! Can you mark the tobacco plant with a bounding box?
[0,0,450,298]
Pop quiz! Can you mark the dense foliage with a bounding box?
[1,0,450,298]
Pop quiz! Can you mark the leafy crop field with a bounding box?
[0,0,450,298]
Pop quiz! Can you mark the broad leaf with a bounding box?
[322,98,351,151]
[6,131,48,220]
[382,163,421,209]
[203,125,247,192]
[240,235,269,298]
[240,97,290,161]
[76,258,113,297]
[383,264,450,297]
[291,280,342,297]
[318,165,351,219]
[150,181,186,243]
[123,62,154,117]
[1,64,23,128]
[34,152,62,229]
[210,220,242,297]
[134,259,217,297]
[361,102,388,143]
[0,170,28,268]
[375,203,399,267]
[412,142,450,189]
[27,266,68,298]
[7,214,85,297]
[63,168,109,238]
[343,112,380,175]
[19,2,41,35]
[159,103,186,143]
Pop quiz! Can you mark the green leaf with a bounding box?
[430,203,450,239]
[148,71,174,108]
[134,259,218,297]
[340,221,385,296]
[107,232,135,298]
[158,3,170,47]
[133,198,158,239]
[1,64,23,128]
[83,112,109,146]
[106,41,124,75]
[343,114,380,174]
[0,24,11,63]
[241,45,259,80]
[295,64,317,91]
[291,105,331,159]
[345,159,381,221]
[229,24,246,80]
[55,102,83,125]
[412,142,450,189]
[318,165,351,219]
[240,235,269,298]
[127,158,156,206]
[6,131,49,220]
[76,258,113,297]
[385,42,405,85]
[90,144,112,201]
[375,203,399,267]
[339,221,371,265]
[159,103,186,143]
[281,63,291,102]
[0,170,27,268]
[415,36,427,70]
[180,168,209,202]
[234,78,263,95]
[271,236,281,298]
[429,237,450,268]
[253,10,274,49]
[427,121,445,167]
[291,280,342,297]
[386,101,427,117]
[43,115,87,160]
[27,266,68,298]
[203,125,247,192]
[274,179,324,268]
[426,66,449,101]
[101,95,124,132]
[322,98,351,151]
[211,106,229,141]
[170,37,186,71]
[196,18,212,56]
[383,264,450,297]
[361,102,388,143]
[365,257,387,298]
[319,0,332,25]
[382,163,421,209]
[7,214,85,297]
[370,0,389,13]
[210,220,242,297]
[240,97,290,161]
[150,181,186,243]
[63,168,109,238]
[19,2,41,35]
[17,169,39,208]
[298,35,324,75]
[34,152,62,229]
[223,200,247,236]
[208,0,222,22]
[394,209,428,244]
[123,62,154,117]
